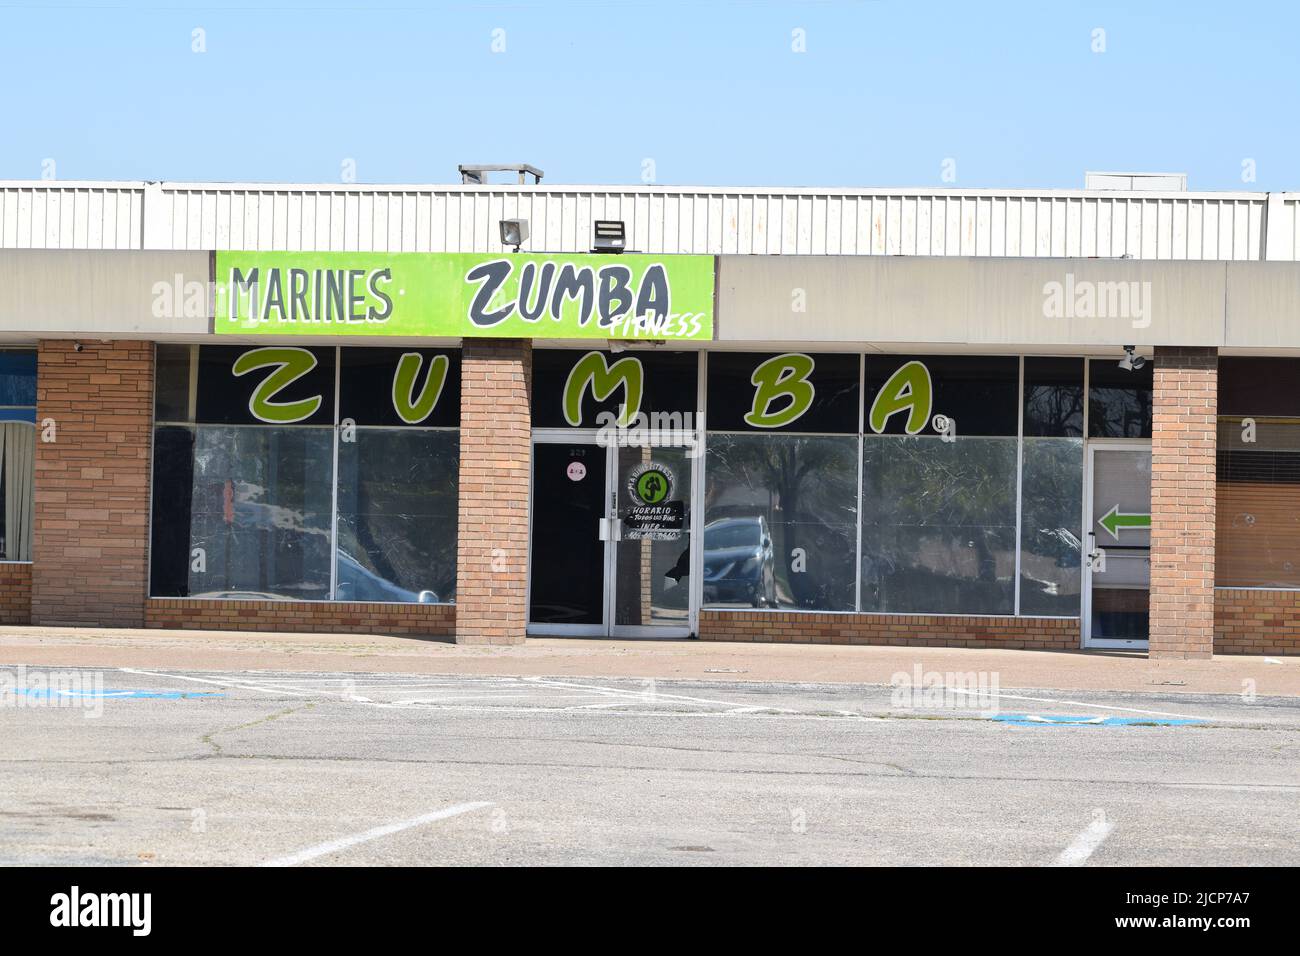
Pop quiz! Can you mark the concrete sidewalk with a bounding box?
[0,624,1296,697]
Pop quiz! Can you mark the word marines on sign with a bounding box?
[223,266,395,326]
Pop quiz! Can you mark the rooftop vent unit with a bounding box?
[458,164,544,185]
[1084,171,1187,191]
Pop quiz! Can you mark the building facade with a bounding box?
[4,180,1300,659]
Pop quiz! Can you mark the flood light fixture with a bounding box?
[499,218,529,252]
[592,220,626,254]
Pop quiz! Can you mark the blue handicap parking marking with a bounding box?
[989,713,1203,727]
[9,688,224,701]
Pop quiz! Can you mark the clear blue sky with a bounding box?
[1,0,1295,190]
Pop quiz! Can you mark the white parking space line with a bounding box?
[120,667,318,698]
[522,676,798,713]
[260,802,495,867]
[116,667,1219,726]
[1052,816,1115,866]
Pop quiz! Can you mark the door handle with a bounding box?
[1085,532,1106,572]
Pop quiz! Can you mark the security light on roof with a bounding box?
[499,218,529,252]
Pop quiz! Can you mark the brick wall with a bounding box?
[699,611,1080,649]
[145,599,455,637]
[0,563,32,625]
[1149,346,1217,660]
[454,339,531,645]
[1214,589,1300,655]
[31,340,153,627]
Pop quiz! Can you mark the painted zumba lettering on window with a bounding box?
[562,352,644,427]
[192,346,460,428]
[151,345,461,603]
[531,349,697,430]
[706,352,858,433]
[863,356,1019,437]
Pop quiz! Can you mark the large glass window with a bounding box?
[1019,358,1084,615]
[702,352,1098,619]
[150,345,459,603]
[336,429,458,603]
[860,356,1019,615]
[1216,358,1300,589]
[0,350,36,562]
[187,426,335,600]
[704,353,860,612]
[705,434,858,611]
[860,436,1018,615]
[1019,438,1084,614]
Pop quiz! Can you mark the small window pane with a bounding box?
[865,355,1018,436]
[704,433,858,611]
[1219,357,1300,417]
[0,351,36,407]
[1024,357,1083,437]
[149,425,196,595]
[861,436,1017,614]
[154,344,193,422]
[0,421,35,560]
[1088,360,1152,438]
[1019,438,1083,615]
[335,429,459,603]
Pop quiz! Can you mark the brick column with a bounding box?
[455,339,532,645]
[1149,346,1217,659]
[31,340,154,628]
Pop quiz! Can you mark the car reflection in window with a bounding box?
[334,550,440,604]
[699,516,776,607]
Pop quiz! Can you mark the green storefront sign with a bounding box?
[213,251,714,340]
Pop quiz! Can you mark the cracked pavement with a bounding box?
[0,667,1296,866]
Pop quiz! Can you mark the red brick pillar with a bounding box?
[31,340,154,628]
[455,339,532,645]
[1149,346,1217,659]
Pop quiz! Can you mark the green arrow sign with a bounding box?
[1098,505,1151,540]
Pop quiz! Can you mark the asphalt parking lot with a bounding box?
[0,666,1296,866]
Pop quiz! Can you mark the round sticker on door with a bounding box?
[566,461,587,482]
[628,463,674,504]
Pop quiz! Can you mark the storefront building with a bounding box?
[3,180,1300,659]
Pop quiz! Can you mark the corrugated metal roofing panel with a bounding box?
[2,180,1293,259]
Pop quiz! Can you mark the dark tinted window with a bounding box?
[154,344,193,422]
[339,347,460,427]
[864,355,1019,436]
[1024,357,1084,437]
[531,349,697,429]
[1088,360,1152,438]
[707,352,859,433]
[0,350,36,406]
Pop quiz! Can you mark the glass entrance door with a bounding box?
[1083,443,1152,648]
[611,445,693,636]
[528,441,608,634]
[528,437,695,637]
